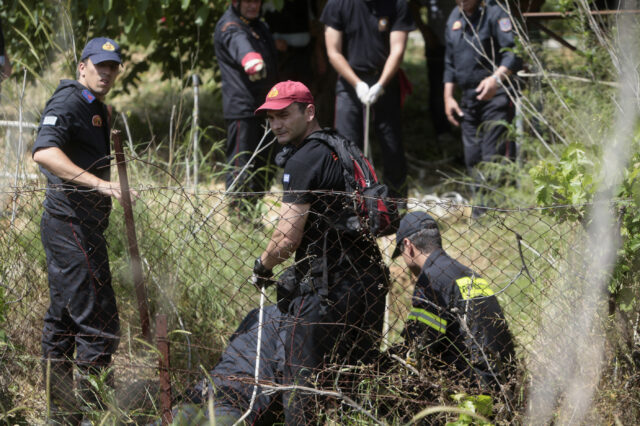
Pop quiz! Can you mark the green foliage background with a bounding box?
[1,0,229,89]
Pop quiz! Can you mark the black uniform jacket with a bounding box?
[443,4,521,88]
[404,248,515,377]
[214,6,277,119]
[33,79,112,226]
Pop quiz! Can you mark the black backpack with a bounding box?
[307,129,399,237]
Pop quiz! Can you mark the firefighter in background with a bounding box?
[443,0,522,216]
[214,0,278,214]
[320,0,416,200]
[393,211,516,386]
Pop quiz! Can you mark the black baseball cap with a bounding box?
[80,37,122,64]
[392,211,438,258]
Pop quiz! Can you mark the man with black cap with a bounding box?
[214,0,278,214]
[32,37,126,423]
[394,211,515,387]
[320,0,415,200]
[252,80,388,425]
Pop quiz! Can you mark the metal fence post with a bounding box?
[157,314,173,426]
[112,129,151,342]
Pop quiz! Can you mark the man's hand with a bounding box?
[252,257,273,290]
[355,81,370,105]
[475,75,499,101]
[367,82,384,105]
[242,52,266,82]
[97,181,139,205]
[444,96,463,127]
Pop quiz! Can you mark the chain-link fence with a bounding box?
[2,153,604,425]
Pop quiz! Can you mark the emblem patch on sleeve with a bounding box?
[452,20,462,31]
[82,89,96,103]
[92,115,103,127]
[283,173,290,184]
[498,17,512,32]
[42,116,57,126]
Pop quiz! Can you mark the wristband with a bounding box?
[253,257,272,277]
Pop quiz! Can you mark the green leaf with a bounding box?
[182,0,191,10]
[195,5,209,26]
[103,0,113,12]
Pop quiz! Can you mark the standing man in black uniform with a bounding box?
[252,80,388,424]
[393,211,516,387]
[320,0,415,200]
[443,0,522,175]
[32,37,125,423]
[214,0,278,213]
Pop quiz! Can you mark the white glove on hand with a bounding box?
[367,82,384,105]
[355,81,370,105]
[244,58,266,82]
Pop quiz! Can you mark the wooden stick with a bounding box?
[112,129,151,342]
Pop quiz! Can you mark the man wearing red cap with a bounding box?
[214,0,278,214]
[252,80,388,424]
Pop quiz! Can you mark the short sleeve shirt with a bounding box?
[281,131,381,275]
[33,79,112,225]
[320,0,416,74]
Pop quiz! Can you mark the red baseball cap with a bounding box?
[255,80,315,114]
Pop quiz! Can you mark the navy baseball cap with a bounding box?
[80,37,122,64]
[392,211,438,258]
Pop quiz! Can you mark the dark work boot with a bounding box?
[44,359,82,425]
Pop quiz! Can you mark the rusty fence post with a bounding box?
[112,129,152,342]
[156,314,173,425]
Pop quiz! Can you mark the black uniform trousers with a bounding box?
[40,211,120,392]
[281,268,386,425]
[459,88,515,173]
[426,44,450,137]
[334,75,407,199]
[225,116,274,206]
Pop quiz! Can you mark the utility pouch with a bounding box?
[276,266,298,314]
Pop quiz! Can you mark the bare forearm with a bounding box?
[34,147,107,189]
[377,50,403,88]
[33,147,123,201]
[328,52,361,87]
[261,232,298,270]
[444,82,456,101]
[377,31,408,87]
[259,202,309,270]
[325,26,361,87]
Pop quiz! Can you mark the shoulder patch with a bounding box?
[498,17,512,32]
[43,116,57,126]
[82,89,96,103]
[452,20,462,31]
[92,115,103,127]
[221,21,239,32]
[283,173,290,184]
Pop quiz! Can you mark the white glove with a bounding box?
[367,82,384,105]
[355,81,370,105]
